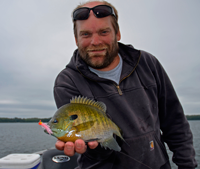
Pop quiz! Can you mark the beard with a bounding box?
[78,38,119,69]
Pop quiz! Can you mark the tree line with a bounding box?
[0,117,51,123]
[0,115,200,122]
[186,115,200,120]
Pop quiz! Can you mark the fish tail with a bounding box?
[101,136,121,152]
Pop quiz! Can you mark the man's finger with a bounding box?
[88,141,98,149]
[55,140,65,150]
[75,139,87,154]
[64,142,75,156]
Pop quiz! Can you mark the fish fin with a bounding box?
[74,121,95,132]
[101,136,121,152]
[113,131,129,147]
[114,131,125,142]
[70,96,106,113]
[114,133,130,147]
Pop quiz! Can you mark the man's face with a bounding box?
[75,2,121,70]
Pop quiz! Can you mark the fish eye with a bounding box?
[53,119,58,123]
[70,115,78,120]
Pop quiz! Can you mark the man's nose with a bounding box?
[91,34,102,46]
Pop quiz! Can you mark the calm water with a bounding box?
[0,121,199,168]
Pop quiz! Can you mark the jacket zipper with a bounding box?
[114,52,141,95]
[76,51,141,96]
[116,85,123,95]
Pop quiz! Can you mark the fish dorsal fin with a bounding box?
[70,96,106,113]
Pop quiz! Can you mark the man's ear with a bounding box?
[75,37,78,46]
[117,29,121,41]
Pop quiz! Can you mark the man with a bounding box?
[54,0,197,168]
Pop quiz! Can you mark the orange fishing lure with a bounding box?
[38,120,53,135]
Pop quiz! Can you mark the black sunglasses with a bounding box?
[73,5,116,21]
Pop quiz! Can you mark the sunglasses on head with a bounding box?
[73,5,116,21]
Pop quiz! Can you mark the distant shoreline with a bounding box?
[0,115,200,122]
[185,115,200,120]
[0,117,51,123]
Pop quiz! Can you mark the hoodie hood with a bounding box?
[67,42,141,82]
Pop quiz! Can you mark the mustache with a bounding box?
[86,46,108,52]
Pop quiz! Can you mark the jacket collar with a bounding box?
[68,42,141,82]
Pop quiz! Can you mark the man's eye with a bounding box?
[81,32,89,37]
[101,30,109,35]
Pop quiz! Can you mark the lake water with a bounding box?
[0,121,199,168]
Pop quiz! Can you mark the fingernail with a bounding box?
[66,145,73,150]
[76,143,82,149]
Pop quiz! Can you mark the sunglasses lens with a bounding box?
[93,6,112,18]
[73,8,89,20]
[73,5,115,21]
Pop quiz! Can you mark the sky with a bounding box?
[0,0,199,118]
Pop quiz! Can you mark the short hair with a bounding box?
[72,0,119,38]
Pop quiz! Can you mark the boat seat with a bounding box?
[37,149,78,169]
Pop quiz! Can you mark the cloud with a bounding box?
[0,0,199,118]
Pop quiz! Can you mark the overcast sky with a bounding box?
[0,0,199,118]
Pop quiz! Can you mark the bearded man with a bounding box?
[53,1,197,169]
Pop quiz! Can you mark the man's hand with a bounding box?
[55,139,98,156]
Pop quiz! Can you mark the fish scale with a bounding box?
[81,104,102,139]
[88,106,98,136]
[47,96,125,151]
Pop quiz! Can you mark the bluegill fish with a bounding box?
[47,96,124,151]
